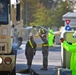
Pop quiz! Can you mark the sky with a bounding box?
[11,0,16,4]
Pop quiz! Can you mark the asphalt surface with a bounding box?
[16,44,62,75]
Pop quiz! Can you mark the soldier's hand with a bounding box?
[38,32,41,35]
[60,38,64,43]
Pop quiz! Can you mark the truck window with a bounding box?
[0,0,8,24]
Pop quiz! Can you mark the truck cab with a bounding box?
[0,0,21,75]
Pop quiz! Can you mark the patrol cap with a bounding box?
[29,36,33,40]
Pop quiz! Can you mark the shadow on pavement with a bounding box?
[16,64,61,75]
[17,69,39,75]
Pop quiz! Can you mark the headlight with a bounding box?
[0,57,3,64]
[4,57,12,65]
[1,36,5,39]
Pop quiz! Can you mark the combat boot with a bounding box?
[40,67,47,70]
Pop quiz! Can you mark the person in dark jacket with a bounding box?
[38,33,48,70]
[25,36,37,71]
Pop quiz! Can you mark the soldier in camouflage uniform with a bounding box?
[25,36,37,71]
[38,33,48,70]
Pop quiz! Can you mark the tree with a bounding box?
[49,1,73,27]
[22,0,39,26]
[30,3,51,27]
[40,0,54,9]
[21,0,73,27]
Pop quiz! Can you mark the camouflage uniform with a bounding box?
[39,34,48,70]
[25,36,37,70]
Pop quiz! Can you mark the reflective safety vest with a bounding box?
[42,44,48,46]
[28,40,34,48]
[62,41,76,70]
[48,29,54,46]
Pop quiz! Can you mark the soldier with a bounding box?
[47,28,55,47]
[60,31,76,75]
[38,33,48,70]
[25,36,37,71]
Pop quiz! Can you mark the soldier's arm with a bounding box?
[62,41,76,52]
[38,32,44,41]
[35,42,37,49]
[39,34,44,41]
[35,43,37,49]
[33,41,37,55]
[25,41,29,55]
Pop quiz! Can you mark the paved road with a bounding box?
[16,44,61,75]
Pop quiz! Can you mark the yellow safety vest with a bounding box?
[42,44,48,46]
[28,40,34,48]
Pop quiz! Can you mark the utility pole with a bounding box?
[26,0,28,26]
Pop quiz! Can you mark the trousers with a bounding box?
[43,55,48,68]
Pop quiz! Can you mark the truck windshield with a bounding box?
[0,0,8,24]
